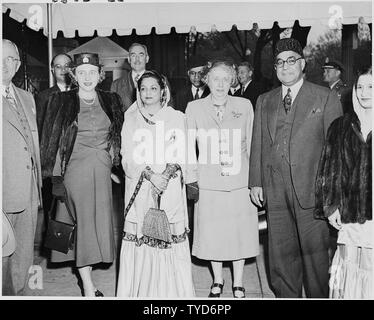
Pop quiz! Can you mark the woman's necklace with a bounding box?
[80,95,96,105]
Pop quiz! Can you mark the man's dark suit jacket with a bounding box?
[35,85,61,137]
[234,80,265,111]
[249,80,343,209]
[175,85,210,113]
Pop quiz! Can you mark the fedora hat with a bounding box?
[2,210,16,257]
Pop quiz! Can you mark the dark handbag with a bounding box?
[258,210,268,233]
[44,196,76,254]
[142,195,172,243]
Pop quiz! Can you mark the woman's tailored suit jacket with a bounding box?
[185,95,254,191]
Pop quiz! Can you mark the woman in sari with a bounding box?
[117,70,195,297]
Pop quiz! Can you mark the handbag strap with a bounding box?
[48,196,76,225]
[124,172,145,215]
[124,164,184,217]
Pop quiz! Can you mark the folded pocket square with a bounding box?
[308,108,322,117]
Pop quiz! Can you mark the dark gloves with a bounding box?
[186,182,199,201]
[51,176,67,202]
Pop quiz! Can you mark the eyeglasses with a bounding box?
[274,56,303,69]
[3,56,20,64]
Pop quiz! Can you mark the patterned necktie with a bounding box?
[194,88,199,100]
[241,85,245,96]
[134,74,140,88]
[283,88,292,114]
[5,86,18,110]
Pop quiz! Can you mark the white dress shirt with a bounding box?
[282,78,304,101]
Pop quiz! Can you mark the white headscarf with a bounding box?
[352,85,372,140]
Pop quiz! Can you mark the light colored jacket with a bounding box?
[2,84,42,212]
[185,94,254,191]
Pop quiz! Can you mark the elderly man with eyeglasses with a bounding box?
[2,39,42,295]
[248,38,342,298]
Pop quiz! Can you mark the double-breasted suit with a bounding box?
[249,80,342,297]
[186,95,259,260]
[2,84,42,295]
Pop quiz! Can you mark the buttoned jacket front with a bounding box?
[249,81,343,209]
[2,85,42,212]
[185,94,254,191]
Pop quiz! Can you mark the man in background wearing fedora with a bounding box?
[175,55,210,113]
[2,39,42,295]
[249,38,342,298]
[322,59,348,101]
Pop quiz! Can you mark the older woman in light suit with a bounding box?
[185,61,259,298]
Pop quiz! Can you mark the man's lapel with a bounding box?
[2,95,26,138]
[187,87,194,103]
[267,87,282,142]
[13,86,37,132]
[201,86,210,98]
[291,81,316,138]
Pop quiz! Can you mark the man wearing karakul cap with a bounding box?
[249,38,342,298]
[175,55,210,113]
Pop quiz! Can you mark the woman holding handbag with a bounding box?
[117,70,195,297]
[40,52,123,297]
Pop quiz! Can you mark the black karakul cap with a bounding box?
[274,38,304,58]
[322,60,344,72]
[73,52,100,67]
[188,55,208,70]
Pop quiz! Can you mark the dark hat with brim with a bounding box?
[322,60,344,72]
[274,38,304,58]
[188,55,207,70]
[73,52,100,67]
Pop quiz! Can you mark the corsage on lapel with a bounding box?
[167,130,177,143]
[232,110,243,119]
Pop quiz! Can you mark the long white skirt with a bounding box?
[329,221,373,299]
[116,222,195,298]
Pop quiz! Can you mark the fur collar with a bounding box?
[40,88,124,178]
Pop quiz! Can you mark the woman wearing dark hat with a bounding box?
[40,52,124,297]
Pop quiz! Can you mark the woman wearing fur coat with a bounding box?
[40,53,123,297]
[315,66,372,299]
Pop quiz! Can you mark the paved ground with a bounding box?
[25,184,275,298]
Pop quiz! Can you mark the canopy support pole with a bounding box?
[47,3,53,87]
